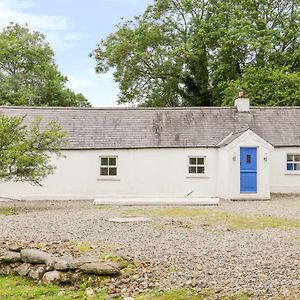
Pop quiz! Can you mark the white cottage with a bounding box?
[1,97,300,203]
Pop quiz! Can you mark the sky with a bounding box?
[0,0,153,107]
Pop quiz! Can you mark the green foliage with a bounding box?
[0,115,67,184]
[223,67,300,106]
[0,23,91,107]
[91,0,300,107]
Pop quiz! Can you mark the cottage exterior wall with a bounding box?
[0,148,218,200]
[1,145,300,201]
[270,147,300,193]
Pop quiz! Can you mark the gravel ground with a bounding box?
[1,195,300,299]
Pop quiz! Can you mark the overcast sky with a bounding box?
[0,0,153,106]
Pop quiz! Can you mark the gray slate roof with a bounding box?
[1,106,300,149]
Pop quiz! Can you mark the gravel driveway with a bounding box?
[1,195,300,299]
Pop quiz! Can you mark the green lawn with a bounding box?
[1,276,299,300]
[125,207,300,230]
[0,207,18,216]
[0,275,107,299]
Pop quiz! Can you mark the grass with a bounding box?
[136,288,252,300]
[0,275,107,299]
[0,207,18,216]
[95,205,113,210]
[71,241,92,253]
[98,253,135,269]
[1,276,298,300]
[125,207,300,230]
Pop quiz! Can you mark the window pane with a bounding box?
[294,155,300,162]
[287,154,293,162]
[287,163,293,171]
[109,157,116,166]
[197,157,204,165]
[294,163,300,171]
[101,157,109,166]
[109,167,117,176]
[100,167,108,175]
[246,154,251,164]
[189,157,196,165]
[189,167,196,174]
[197,167,205,174]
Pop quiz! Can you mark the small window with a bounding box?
[246,154,251,164]
[188,156,205,174]
[286,154,300,171]
[100,156,118,176]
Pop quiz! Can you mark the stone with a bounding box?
[191,278,198,287]
[80,261,120,276]
[14,263,32,276]
[0,251,21,263]
[10,262,22,268]
[42,271,62,284]
[68,256,99,269]
[0,264,12,275]
[21,249,51,264]
[46,256,73,271]
[86,287,96,298]
[28,265,47,281]
[8,243,22,252]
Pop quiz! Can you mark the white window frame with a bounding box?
[187,156,206,177]
[99,156,118,177]
[286,153,300,174]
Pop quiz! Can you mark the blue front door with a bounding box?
[240,148,257,193]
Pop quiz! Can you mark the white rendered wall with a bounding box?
[270,147,300,193]
[0,148,218,200]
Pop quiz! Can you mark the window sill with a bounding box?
[285,171,300,175]
[97,177,121,181]
[186,174,209,178]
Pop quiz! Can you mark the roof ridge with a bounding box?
[0,106,235,111]
[1,106,300,111]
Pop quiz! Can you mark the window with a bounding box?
[246,154,251,164]
[100,156,117,176]
[188,156,205,174]
[287,154,300,171]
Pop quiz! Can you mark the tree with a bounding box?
[223,67,300,106]
[91,0,300,107]
[0,23,91,107]
[0,115,67,185]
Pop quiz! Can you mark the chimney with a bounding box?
[235,89,250,112]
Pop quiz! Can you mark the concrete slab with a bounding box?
[94,197,219,206]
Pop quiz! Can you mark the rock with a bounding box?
[80,261,120,276]
[0,251,21,263]
[42,271,62,284]
[68,256,99,269]
[0,264,12,275]
[86,287,96,298]
[131,275,139,281]
[191,278,198,287]
[8,243,22,252]
[10,262,22,268]
[46,256,73,271]
[28,265,47,281]
[14,263,32,276]
[21,249,51,264]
